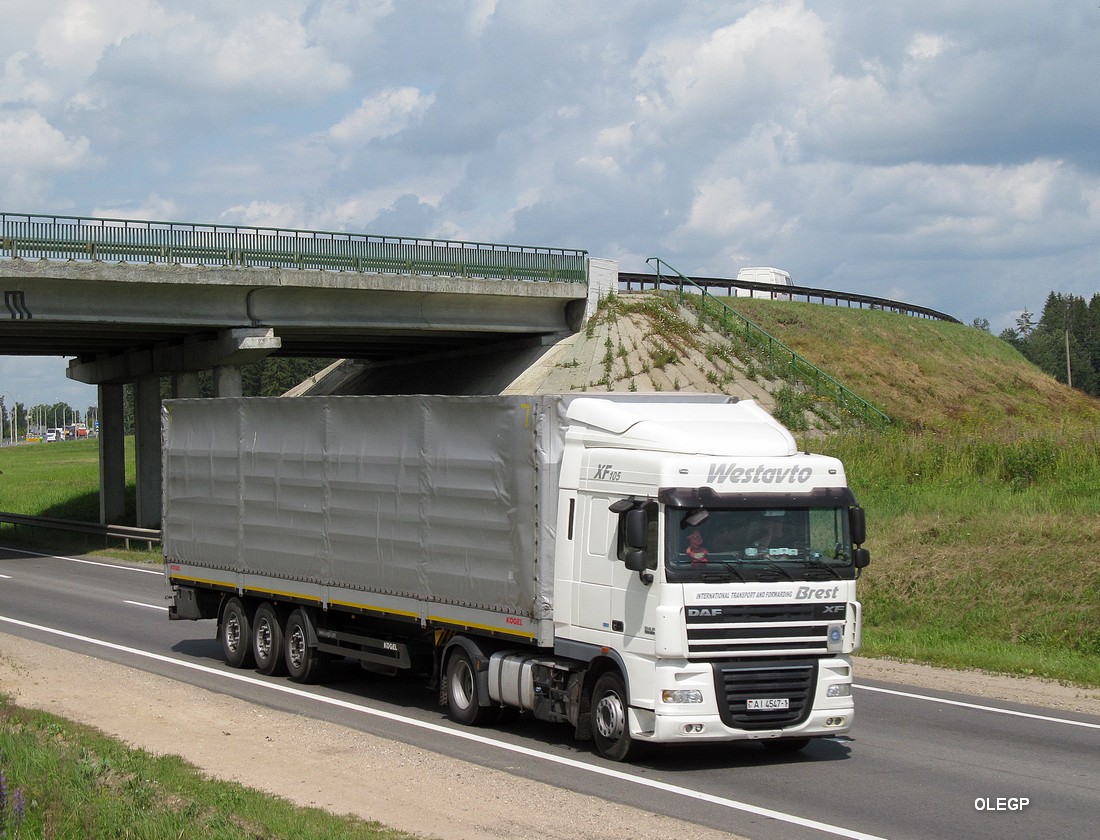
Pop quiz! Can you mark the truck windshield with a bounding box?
[666,507,855,583]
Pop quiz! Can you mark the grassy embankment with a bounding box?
[721,297,1100,686]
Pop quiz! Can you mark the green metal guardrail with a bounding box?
[646,257,891,430]
[0,511,160,550]
[0,212,589,284]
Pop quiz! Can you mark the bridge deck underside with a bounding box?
[0,259,585,362]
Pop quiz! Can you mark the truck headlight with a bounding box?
[827,684,851,698]
[662,689,704,704]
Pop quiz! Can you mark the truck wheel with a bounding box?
[445,649,497,726]
[283,608,331,684]
[252,602,286,676]
[591,672,637,762]
[220,597,254,669]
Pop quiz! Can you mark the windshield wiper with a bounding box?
[745,559,795,581]
[712,560,748,580]
[701,563,745,582]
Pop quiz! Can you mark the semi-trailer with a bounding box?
[164,393,869,761]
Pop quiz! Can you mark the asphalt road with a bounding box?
[1,545,1097,840]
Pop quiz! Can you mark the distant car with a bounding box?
[25,430,43,443]
[45,428,62,442]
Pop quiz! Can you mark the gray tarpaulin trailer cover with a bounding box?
[162,395,571,623]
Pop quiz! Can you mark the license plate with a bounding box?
[747,698,789,711]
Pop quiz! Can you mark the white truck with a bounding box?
[164,393,869,761]
[735,266,793,299]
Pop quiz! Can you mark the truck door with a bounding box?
[571,494,615,639]
[610,503,659,656]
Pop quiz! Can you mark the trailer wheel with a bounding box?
[252,602,286,676]
[445,649,496,726]
[220,597,254,669]
[591,672,637,762]
[283,608,330,684]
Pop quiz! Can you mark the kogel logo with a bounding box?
[707,462,813,485]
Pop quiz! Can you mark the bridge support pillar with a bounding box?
[133,374,162,529]
[214,365,243,398]
[98,383,126,525]
[173,370,201,398]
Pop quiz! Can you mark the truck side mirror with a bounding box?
[849,506,866,546]
[624,508,647,551]
[619,508,653,583]
[853,547,871,569]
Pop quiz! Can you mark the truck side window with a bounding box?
[587,497,615,558]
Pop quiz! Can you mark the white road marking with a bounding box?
[124,600,169,612]
[855,683,1100,730]
[0,545,163,575]
[0,614,886,840]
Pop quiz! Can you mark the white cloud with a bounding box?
[209,11,351,96]
[632,0,832,133]
[221,201,301,229]
[92,194,179,222]
[906,32,951,61]
[32,0,163,79]
[685,175,779,239]
[329,87,435,146]
[0,112,92,170]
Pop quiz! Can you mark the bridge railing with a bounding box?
[646,257,891,430]
[619,271,959,323]
[0,212,588,284]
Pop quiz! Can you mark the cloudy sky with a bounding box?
[2,0,1099,411]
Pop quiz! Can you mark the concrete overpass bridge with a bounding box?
[1,212,612,527]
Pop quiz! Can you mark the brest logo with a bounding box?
[707,462,814,485]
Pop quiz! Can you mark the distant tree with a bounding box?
[1016,292,1100,396]
[1015,308,1037,338]
[971,317,991,332]
[999,327,1022,349]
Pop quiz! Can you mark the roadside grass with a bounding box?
[820,428,1100,686]
[0,697,415,840]
[0,438,157,564]
[0,438,114,522]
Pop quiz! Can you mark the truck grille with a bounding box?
[714,661,817,729]
[685,603,843,657]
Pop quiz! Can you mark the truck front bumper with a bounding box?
[631,655,855,745]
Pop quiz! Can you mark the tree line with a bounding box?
[997,292,1100,397]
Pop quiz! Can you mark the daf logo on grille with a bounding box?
[687,608,723,617]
